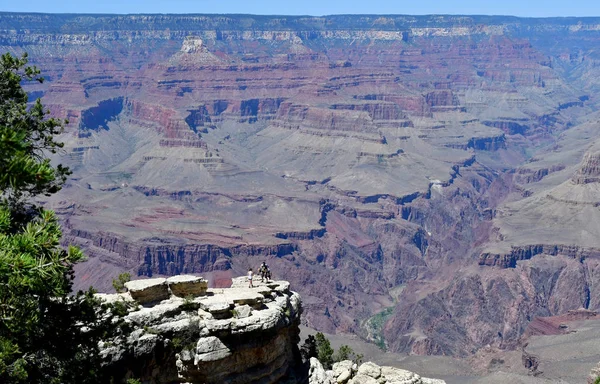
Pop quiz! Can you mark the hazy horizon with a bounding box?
[1,0,600,18]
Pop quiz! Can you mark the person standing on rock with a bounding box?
[247,268,254,288]
[259,261,269,282]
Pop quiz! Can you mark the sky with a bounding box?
[1,0,600,18]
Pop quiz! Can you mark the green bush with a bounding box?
[180,295,199,311]
[112,272,131,293]
[333,344,363,365]
[310,333,363,369]
[315,332,334,369]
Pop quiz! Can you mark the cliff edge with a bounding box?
[96,275,446,383]
[97,276,302,383]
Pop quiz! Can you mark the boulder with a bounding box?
[233,304,253,318]
[124,278,169,304]
[309,357,334,384]
[231,291,265,308]
[273,281,290,293]
[195,336,232,363]
[133,334,159,356]
[167,275,208,297]
[126,301,182,325]
[154,318,194,334]
[256,286,273,297]
[332,360,354,383]
[357,362,381,379]
[381,366,423,383]
[198,300,232,319]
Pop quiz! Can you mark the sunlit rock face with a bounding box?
[98,277,303,384]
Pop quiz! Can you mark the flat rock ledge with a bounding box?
[167,275,208,298]
[97,276,302,384]
[309,358,446,384]
[123,275,208,304]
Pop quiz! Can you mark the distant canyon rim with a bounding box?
[3,12,600,361]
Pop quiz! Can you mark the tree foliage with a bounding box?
[301,333,363,370]
[314,332,334,369]
[0,52,117,384]
[333,344,363,365]
[112,272,131,293]
[300,334,317,363]
[0,52,70,210]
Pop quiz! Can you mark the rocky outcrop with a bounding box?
[515,165,565,184]
[482,119,530,135]
[167,275,209,297]
[330,101,409,121]
[169,36,225,65]
[98,277,302,384]
[125,99,206,145]
[272,102,380,135]
[573,150,600,184]
[479,244,600,268]
[523,308,598,338]
[308,359,445,384]
[425,90,463,113]
[122,275,210,304]
[467,134,506,151]
[125,277,171,304]
[63,228,297,285]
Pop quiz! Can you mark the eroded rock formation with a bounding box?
[98,276,302,383]
[573,150,600,185]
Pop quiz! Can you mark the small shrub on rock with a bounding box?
[112,273,131,293]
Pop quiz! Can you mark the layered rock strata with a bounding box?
[98,276,302,384]
[3,12,600,360]
[573,150,600,185]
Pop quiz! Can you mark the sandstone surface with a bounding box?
[166,275,208,297]
[125,278,169,304]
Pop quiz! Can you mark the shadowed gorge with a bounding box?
[80,97,124,132]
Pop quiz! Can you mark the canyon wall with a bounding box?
[2,13,600,360]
